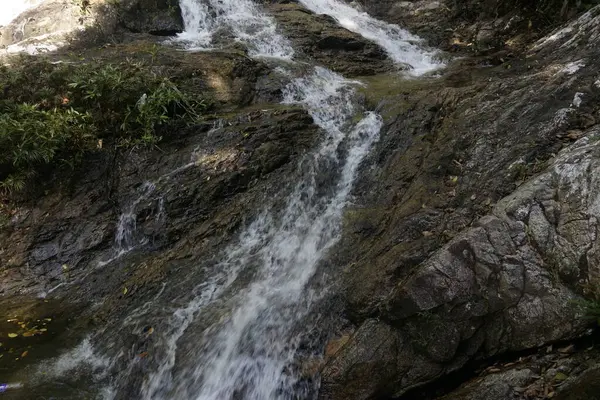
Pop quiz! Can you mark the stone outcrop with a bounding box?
[266,2,393,76]
[0,0,183,56]
[320,4,600,399]
[2,0,600,399]
[118,0,183,35]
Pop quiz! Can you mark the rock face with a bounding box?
[0,0,183,55]
[266,2,393,76]
[439,343,600,400]
[0,46,316,299]
[0,0,86,49]
[319,4,600,399]
[118,0,184,35]
[2,0,600,399]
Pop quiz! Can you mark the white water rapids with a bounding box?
[29,0,442,398]
[296,0,441,75]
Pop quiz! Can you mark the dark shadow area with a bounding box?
[395,330,600,400]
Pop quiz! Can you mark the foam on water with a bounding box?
[177,0,294,59]
[297,0,442,74]
[30,1,443,398]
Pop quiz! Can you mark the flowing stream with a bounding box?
[296,0,441,75]
[24,0,442,398]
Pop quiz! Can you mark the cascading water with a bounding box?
[177,0,294,58]
[31,0,443,398]
[114,1,392,398]
[137,68,382,400]
[297,0,441,75]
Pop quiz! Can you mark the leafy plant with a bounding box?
[0,103,95,194]
[0,58,209,195]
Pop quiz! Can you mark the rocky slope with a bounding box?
[1,0,600,399]
[322,3,600,399]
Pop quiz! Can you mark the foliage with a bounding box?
[0,104,94,194]
[0,57,208,195]
[583,300,600,326]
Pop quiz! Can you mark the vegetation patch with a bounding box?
[0,56,209,195]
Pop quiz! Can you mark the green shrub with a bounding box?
[0,58,208,195]
[0,104,94,193]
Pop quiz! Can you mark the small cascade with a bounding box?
[297,0,442,74]
[98,182,160,268]
[176,0,294,58]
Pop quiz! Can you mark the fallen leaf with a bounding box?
[8,333,18,338]
[44,318,52,322]
[123,287,128,295]
[22,331,34,337]
[554,372,568,382]
[21,351,28,358]
[39,328,47,332]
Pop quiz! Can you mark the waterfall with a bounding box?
[177,0,294,58]
[33,0,442,398]
[138,67,382,400]
[297,0,441,75]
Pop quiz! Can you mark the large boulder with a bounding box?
[0,0,86,49]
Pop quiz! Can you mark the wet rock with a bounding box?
[266,3,393,76]
[118,0,183,35]
[436,341,600,400]
[0,43,318,299]
[441,368,535,400]
[322,5,600,399]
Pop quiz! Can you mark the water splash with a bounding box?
[137,65,381,400]
[297,0,442,74]
[35,337,111,382]
[177,0,294,59]
[32,0,442,398]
